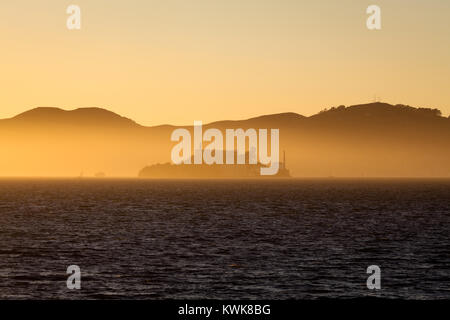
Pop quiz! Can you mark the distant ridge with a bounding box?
[0,102,449,177]
[8,107,139,128]
[208,112,306,129]
[311,102,444,120]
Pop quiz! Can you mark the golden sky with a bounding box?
[1,0,449,125]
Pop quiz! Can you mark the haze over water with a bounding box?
[0,178,448,299]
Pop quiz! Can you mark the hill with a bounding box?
[0,103,449,177]
[3,107,139,128]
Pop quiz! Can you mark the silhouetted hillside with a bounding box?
[0,103,449,177]
[208,112,306,129]
[4,107,139,128]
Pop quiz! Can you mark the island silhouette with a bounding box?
[0,102,449,177]
[138,151,291,178]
